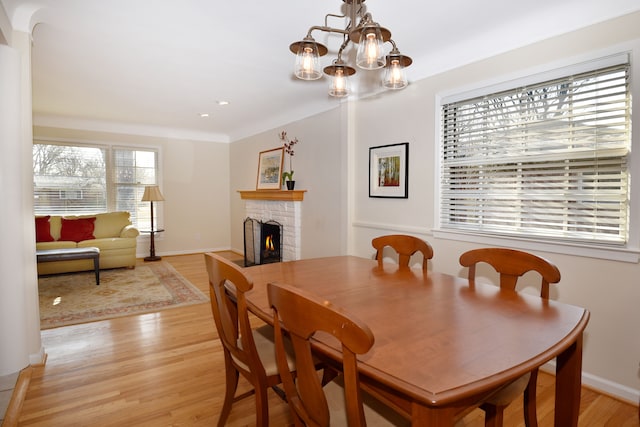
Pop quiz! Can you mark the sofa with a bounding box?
[35,211,139,275]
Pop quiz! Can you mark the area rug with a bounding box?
[39,261,209,329]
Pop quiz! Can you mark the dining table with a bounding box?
[243,255,590,426]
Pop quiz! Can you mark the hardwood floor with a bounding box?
[17,253,638,426]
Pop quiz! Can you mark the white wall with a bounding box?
[349,12,640,402]
[229,107,349,259]
[0,42,32,375]
[0,13,44,373]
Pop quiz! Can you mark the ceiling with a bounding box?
[2,0,640,142]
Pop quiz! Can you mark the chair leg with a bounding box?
[254,382,270,427]
[481,402,505,427]
[217,359,240,427]
[523,369,539,427]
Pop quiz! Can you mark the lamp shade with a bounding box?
[141,185,165,202]
[291,37,327,81]
[355,24,387,70]
[383,54,412,89]
[324,61,356,98]
[330,69,349,97]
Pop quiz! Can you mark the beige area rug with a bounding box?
[39,261,209,329]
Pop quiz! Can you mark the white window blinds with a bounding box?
[113,148,159,229]
[33,142,159,229]
[440,62,630,245]
[33,144,107,215]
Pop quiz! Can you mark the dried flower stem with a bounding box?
[280,131,299,181]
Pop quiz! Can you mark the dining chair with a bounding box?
[459,247,562,427]
[268,282,411,427]
[204,252,296,427]
[371,234,434,271]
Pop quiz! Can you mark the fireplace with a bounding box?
[240,191,304,261]
[243,218,282,267]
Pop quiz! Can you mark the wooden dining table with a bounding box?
[243,256,590,426]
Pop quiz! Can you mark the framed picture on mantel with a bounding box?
[256,147,284,190]
[369,142,409,198]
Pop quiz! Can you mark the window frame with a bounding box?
[33,138,162,231]
[433,51,640,263]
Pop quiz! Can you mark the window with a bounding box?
[438,58,631,250]
[33,142,160,229]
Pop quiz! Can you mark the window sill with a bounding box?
[433,229,640,263]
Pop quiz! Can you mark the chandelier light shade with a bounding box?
[290,36,328,80]
[290,0,412,97]
[353,23,389,70]
[324,60,356,97]
[383,47,412,89]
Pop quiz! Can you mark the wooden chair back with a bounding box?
[459,247,561,427]
[459,247,560,299]
[205,252,280,426]
[268,282,375,427]
[205,252,263,376]
[371,234,434,271]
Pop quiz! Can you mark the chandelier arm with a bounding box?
[383,39,413,67]
[336,36,351,62]
[305,1,368,42]
[322,0,365,32]
[306,25,350,38]
[324,12,347,27]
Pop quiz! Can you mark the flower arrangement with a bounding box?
[280,131,298,182]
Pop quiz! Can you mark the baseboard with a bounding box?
[136,247,240,259]
[2,366,32,427]
[541,362,640,406]
[28,346,46,367]
[582,371,640,406]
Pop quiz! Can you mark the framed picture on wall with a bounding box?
[369,142,409,198]
[256,147,284,190]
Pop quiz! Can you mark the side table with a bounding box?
[141,229,164,262]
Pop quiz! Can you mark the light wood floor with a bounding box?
[17,253,639,426]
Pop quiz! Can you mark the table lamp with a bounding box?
[141,185,165,261]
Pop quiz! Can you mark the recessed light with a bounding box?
[199,113,210,118]
[216,100,230,106]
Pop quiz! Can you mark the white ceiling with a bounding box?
[3,0,640,142]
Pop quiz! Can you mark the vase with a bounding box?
[286,180,296,190]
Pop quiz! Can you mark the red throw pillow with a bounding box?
[35,216,54,242]
[60,217,96,242]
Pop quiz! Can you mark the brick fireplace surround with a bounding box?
[238,190,306,262]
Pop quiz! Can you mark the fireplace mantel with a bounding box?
[238,190,306,201]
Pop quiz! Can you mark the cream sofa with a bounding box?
[36,211,139,275]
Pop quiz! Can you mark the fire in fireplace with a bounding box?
[243,218,282,267]
[260,221,281,264]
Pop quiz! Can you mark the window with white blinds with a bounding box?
[33,142,160,229]
[440,61,630,245]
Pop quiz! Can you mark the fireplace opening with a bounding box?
[243,218,282,267]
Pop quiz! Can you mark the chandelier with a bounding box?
[289,0,412,98]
